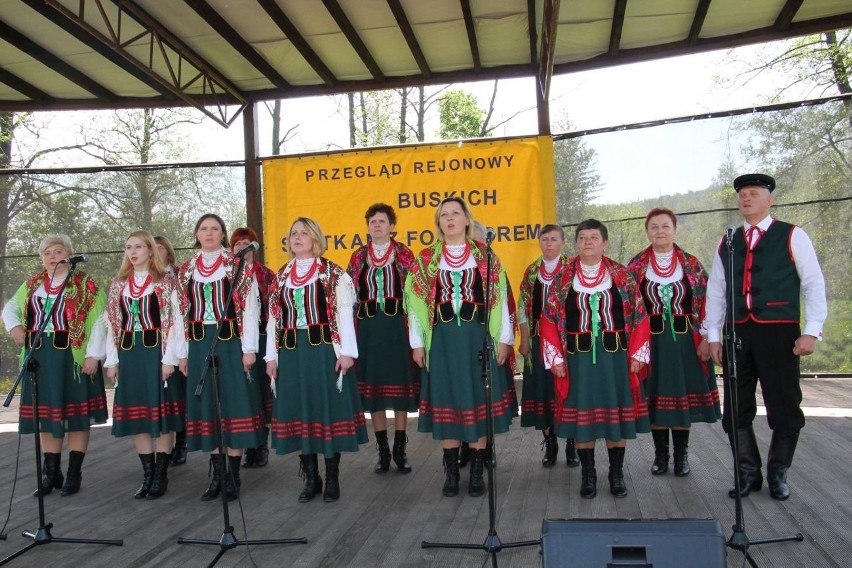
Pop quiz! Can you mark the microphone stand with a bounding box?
[422,234,539,567]
[177,251,306,567]
[1,259,123,566]
[722,228,802,568]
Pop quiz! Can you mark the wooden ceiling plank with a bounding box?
[539,0,559,102]
[257,0,337,86]
[0,67,52,100]
[184,0,290,90]
[321,0,385,81]
[609,0,627,57]
[387,0,431,78]
[0,18,117,101]
[687,0,712,45]
[775,0,805,32]
[460,0,480,72]
[527,0,537,65]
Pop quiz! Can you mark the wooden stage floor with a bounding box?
[0,377,850,567]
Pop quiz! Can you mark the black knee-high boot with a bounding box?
[298,454,322,503]
[728,427,763,498]
[323,453,341,502]
[577,448,597,499]
[33,452,64,497]
[672,430,691,476]
[608,447,628,497]
[134,453,155,499]
[442,447,460,497]
[224,455,241,501]
[201,454,225,501]
[565,438,580,467]
[541,430,558,468]
[171,431,187,466]
[468,449,486,496]
[392,431,412,473]
[146,452,171,499]
[767,431,798,500]
[374,430,391,473]
[651,429,670,475]
[60,451,85,496]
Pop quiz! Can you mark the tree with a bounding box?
[551,116,602,225]
[437,90,485,139]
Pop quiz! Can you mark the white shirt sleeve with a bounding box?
[408,313,424,349]
[240,279,260,354]
[104,324,118,368]
[791,226,827,338]
[85,312,108,361]
[264,317,277,363]
[336,274,359,358]
[703,238,727,343]
[499,289,514,345]
[162,289,185,365]
[2,297,22,332]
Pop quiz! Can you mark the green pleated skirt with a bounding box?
[356,310,420,413]
[520,336,556,429]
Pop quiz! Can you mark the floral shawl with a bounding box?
[106,275,177,355]
[268,257,354,353]
[176,249,252,339]
[14,270,105,368]
[518,253,573,323]
[347,239,416,298]
[403,239,507,368]
[626,244,708,325]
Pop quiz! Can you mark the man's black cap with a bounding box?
[733,173,776,192]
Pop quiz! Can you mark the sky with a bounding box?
[23,39,818,205]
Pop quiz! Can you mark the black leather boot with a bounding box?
[224,455,241,501]
[254,443,269,467]
[298,454,322,503]
[134,453,155,499]
[565,438,580,467]
[672,430,691,476]
[651,429,670,475]
[577,448,597,499]
[728,427,763,498]
[146,452,171,500]
[608,447,628,497]
[767,432,798,500]
[241,448,256,468]
[468,449,486,496]
[374,430,391,473]
[443,447,460,497]
[33,452,63,497]
[541,431,558,468]
[323,453,341,502]
[171,431,187,465]
[457,442,470,468]
[60,450,85,496]
[392,431,412,473]
[201,454,224,501]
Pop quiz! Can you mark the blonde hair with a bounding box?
[154,235,177,266]
[39,234,74,257]
[286,217,327,259]
[116,230,166,281]
[434,197,474,240]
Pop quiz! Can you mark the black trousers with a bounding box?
[721,321,804,436]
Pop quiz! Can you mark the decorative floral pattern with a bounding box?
[627,244,708,325]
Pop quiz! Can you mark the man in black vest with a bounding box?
[704,173,826,500]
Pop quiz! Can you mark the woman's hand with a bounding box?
[551,363,567,378]
[242,352,256,372]
[412,347,426,368]
[161,364,174,382]
[335,355,355,374]
[178,358,188,376]
[266,360,278,381]
[105,366,118,385]
[82,357,98,376]
[697,338,711,361]
[497,343,511,365]
[629,359,645,374]
[10,326,24,347]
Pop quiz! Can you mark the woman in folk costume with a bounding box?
[540,219,651,499]
[230,227,276,469]
[104,230,185,499]
[405,197,515,498]
[347,203,419,474]
[2,234,108,497]
[176,214,264,502]
[155,234,189,466]
[518,224,579,468]
[627,208,720,477]
[265,217,367,503]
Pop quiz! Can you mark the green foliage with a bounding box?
[552,116,602,225]
[438,90,485,139]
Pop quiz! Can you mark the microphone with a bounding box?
[486,227,496,244]
[236,241,260,257]
[59,254,89,265]
[725,225,736,246]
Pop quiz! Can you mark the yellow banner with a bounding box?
[262,135,555,285]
